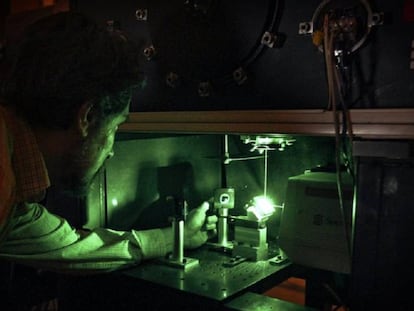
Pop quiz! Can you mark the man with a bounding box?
[0,11,217,273]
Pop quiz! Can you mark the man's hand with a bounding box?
[184,201,218,249]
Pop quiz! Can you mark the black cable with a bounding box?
[216,0,282,86]
[241,0,281,67]
[335,58,356,180]
[323,282,349,311]
[324,17,353,273]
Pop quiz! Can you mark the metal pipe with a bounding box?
[171,218,184,263]
[217,208,229,246]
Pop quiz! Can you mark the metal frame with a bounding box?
[121,109,414,140]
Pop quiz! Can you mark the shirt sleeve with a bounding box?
[0,202,173,274]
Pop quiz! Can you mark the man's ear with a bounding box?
[77,102,94,138]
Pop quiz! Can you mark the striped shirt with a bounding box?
[1,105,50,202]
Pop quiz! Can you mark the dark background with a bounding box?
[71,0,414,112]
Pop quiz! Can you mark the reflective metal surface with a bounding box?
[123,244,290,301]
[225,292,317,311]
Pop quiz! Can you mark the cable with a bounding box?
[216,0,282,86]
[322,282,350,311]
[323,13,353,270]
[241,0,281,68]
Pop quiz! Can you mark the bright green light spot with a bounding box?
[112,198,118,207]
[246,196,275,220]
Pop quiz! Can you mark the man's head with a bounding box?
[2,11,143,196]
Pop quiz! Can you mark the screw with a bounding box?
[135,9,148,21]
[198,81,211,97]
[166,72,180,88]
[233,67,247,85]
[143,45,156,60]
[261,31,277,48]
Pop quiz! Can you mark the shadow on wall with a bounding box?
[131,162,196,230]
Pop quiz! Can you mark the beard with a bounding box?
[58,164,105,198]
[49,141,105,198]
[60,172,94,197]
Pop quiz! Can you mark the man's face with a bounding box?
[60,105,129,197]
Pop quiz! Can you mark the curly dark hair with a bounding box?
[1,11,143,129]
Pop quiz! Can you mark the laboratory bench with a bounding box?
[56,242,318,311]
